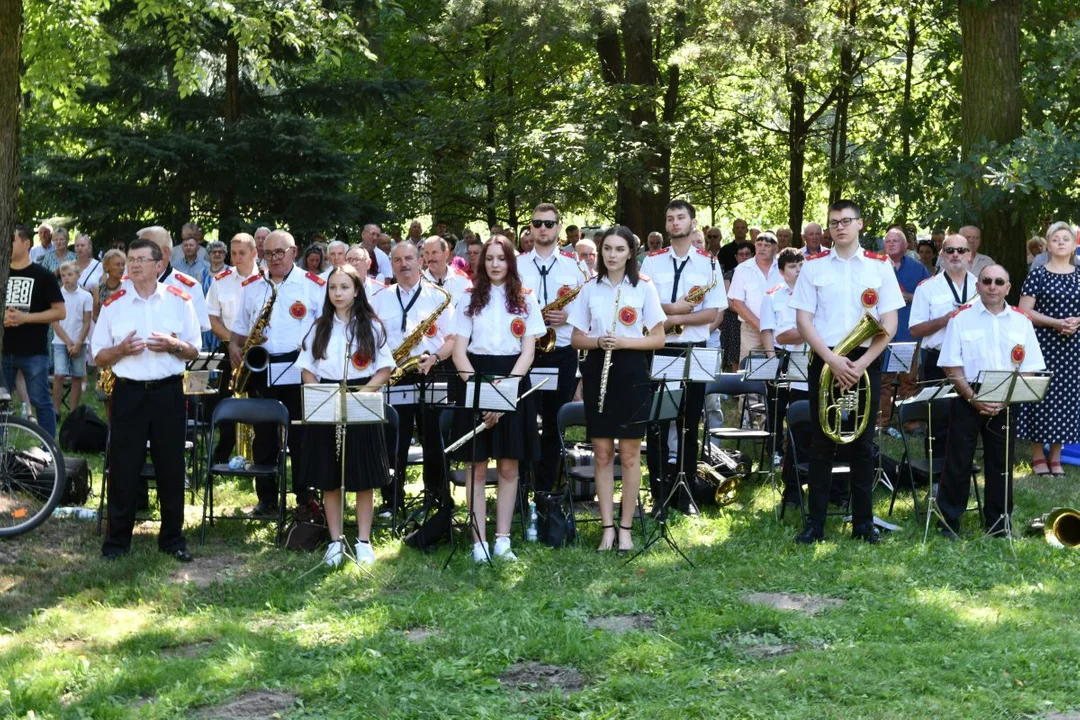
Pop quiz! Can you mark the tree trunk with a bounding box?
[0,0,22,355]
[218,32,240,239]
[897,7,917,218]
[828,1,857,207]
[959,0,1024,290]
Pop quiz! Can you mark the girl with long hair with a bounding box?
[297,264,394,567]
[569,226,666,551]
[450,235,544,563]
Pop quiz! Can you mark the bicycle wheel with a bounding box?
[0,415,67,537]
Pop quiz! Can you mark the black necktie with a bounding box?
[397,286,421,333]
[535,261,550,305]
[671,257,689,303]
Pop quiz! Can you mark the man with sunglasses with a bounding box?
[936,265,1043,538]
[910,234,978,386]
[791,199,904,544]
[518,203,589,498]
[935,225,994,276]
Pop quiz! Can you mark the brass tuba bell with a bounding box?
[697,462,741,506]
[817,312,886,445]
[1026,507,1080,548]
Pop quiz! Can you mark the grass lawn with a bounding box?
[3,395,1080,718]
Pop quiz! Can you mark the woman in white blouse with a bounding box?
[569,226,666,552]
[450,235,545,563]
[297,264,394,568]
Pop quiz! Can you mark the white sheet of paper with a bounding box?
[463,377,520,411]
[900,384,957,404]
[975,371,1051,404]
[529,366,559,392]
[884,342,918,373]
[268,361,302,387]
[182,370,219,395]
[651,354,685,380]
[302,384,385,424]
[787,351,810,382]
[744,353,782,381]
[386,384,419,406]
[687,348,720,382]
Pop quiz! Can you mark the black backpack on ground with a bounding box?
[59,405,109,454]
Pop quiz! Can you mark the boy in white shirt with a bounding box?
[51,261,93,413]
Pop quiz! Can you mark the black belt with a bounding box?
[925,348,940,356]
[115,375,183,389]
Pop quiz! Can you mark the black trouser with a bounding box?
[384,366,449,507]
[646,343,707,496]
[204,348,237,463]
[250,367,307,507]
[778,387,808,499]
[530,345,580,493]
[920,348,950,452]
[806,349,881,530]
[936,394,1013,530]
[104,376,187,556]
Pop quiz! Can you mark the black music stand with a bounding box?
[973,369,1051,544]
[626,346,718,568]
[874,341,918,495]
[442,372,521,570]
[744,348,809,511]
[183,368,221,503]
[913,379,960,541]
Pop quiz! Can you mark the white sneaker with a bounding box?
[323,540,344,568]
[493,536,517,561]
[472,541,490,564]
[354,540,375,565]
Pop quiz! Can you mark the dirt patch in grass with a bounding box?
[1044,713,1080,720]
[499,662,586,695]
[198,690,296,719]
[586,613,655,633]
[743,592,844,616]
[130,696,155,710]
[0,544,20,565]
[744,642,797,658]
[404,627,441,643]
[161,640,214,659]
[169,554,247,588]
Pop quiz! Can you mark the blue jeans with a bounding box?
[2,353,57,437]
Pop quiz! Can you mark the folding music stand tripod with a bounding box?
[874,341,918,495]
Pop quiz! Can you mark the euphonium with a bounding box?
[230,269,277,395]
[1026,507,1080,548]
[387,280,452,386]
[818,312,886,445]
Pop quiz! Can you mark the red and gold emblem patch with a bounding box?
[1011,344,1025,365]
[861,288,878,309]
[424,322,438,338]
[557,285,573,298]
[618,306,637,326]
[289,301,306,319]
[351,351,371,371]
[510,317,527,338]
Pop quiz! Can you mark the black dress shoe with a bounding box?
[247,502,279,519]
[937,518,960,540]
[102,552,128,562]
[794,525,824,544]
[164,548,194,563]
[851,525,880,544]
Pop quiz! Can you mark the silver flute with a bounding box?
[597,287,621,414]
[445,378,549,453]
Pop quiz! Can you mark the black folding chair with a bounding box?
[199,398,290,544]
[703,374,771,474]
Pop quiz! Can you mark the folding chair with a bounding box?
[556,401,647,535]
[703,375,771,474]
[199,398,290,544]
[890,398,982,522]
[784,399,851,522]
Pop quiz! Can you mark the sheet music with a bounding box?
[386,384,419,406]
[901,384,958,404]
[302,384,385,424]
[786,351,810,382]
[464,377,520,412]
[744,353,782,381]
[269,361,302,386]
[651,354,686,380]
[182,370,219,395]
[528,366,559,392]
[688,348,720,382]
[884,342,918,373]
[975,371,1052,404]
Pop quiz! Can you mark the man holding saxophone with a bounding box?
[791,200,904,544]
[231,230,326,517]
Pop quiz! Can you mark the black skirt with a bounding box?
[449,353,539,463]
[299,379,391,492]
[581,349,652,439]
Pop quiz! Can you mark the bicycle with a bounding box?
[0,387,67,537]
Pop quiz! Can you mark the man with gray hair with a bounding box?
[320,240,349,280]
[30,222,53,264]
[170,222,208,267]
[421,235,471,305]
[362,223,393,278]
[799,222,824,256]
[253,226,272,268]
[133,225,211,332]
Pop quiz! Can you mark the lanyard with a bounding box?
[944,273,968,306]
[533,258,553,305]
[671,256,689,303]
[397,285,422,333]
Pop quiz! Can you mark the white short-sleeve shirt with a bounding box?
[727,257,783,322]
[639,246,728,344]
[372,280,455,359]
[567,274,666,338]
[517,248,588,349]
[908,271,977,351]
[452,285,545,355]
[296,315,394,381]
[938,300,1045,384]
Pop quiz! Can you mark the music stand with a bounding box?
[626,346,718,568]
[443,372,521,570]
[972,369,1051,544]
[183,369,220,502]
[744,349,809,509]
[874,341,918,495]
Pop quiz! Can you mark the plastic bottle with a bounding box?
[52,507,98,520]
[21,402,30,418]
[526,502,538,542]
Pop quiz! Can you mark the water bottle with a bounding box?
[526,501,538,542]
[53,507,98,520]
[21,402,30,418]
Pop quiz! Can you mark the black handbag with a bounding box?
[280,499,329,551]
[535,488,576,548]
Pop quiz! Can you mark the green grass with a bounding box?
[3,394,1080,718]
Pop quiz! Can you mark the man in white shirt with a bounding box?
[362,223,393,279]
[799,222,824,257]
[791,199,904,544]
[421,235,472,305]
[30,223,53,264]
[320,240,349,280]
[936,265,1044,538]
[575,238,597,277]
[133,227,212,334]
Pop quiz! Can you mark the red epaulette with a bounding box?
[917,276,933,287]
[452,267,470,278]
[214,267,233,281]
[696,248,712,257]
[121,274,130,281]
[863,249,887,261]
[640,273,651,283]
[306,271,326,286]
[648,248,669,257]
[806,250,831,261]
[561,250,575,259]
[523,287,533,294]
[950,303,972,318]
[241,274,263,287]
[173,271,196,287]
[102,289,126,307]
[1011,305,1032,320]
[167,285,191,301]
[765,283,784,295]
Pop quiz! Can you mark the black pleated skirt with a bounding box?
[581,348,652,439]
[299,379,391,492]
[449,353,539,463]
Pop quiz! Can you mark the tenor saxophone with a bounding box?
[597,287,621,413]
[230,269,278,394]
[387,280,452,386]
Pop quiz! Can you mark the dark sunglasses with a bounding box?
[980,277,1007,287]
[942,247,970,255]
[531,219,557,229]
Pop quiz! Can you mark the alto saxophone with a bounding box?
[387,280,452,386]
[667,257,718,336]
[536,260,590,353]
[597,287,621,413]
[230,269,278,395]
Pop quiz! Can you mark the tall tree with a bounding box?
[0,0,21,355]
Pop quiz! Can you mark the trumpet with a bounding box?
[818,312,885,445]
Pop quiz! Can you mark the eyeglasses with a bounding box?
[942,247,970,255]
[531,219,557,229]
[126,257,157,266]
[980,277,1007,287]
[265,249,289,260]
[827,217,860,229]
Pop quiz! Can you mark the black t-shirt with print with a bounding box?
[4,262,64,356]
